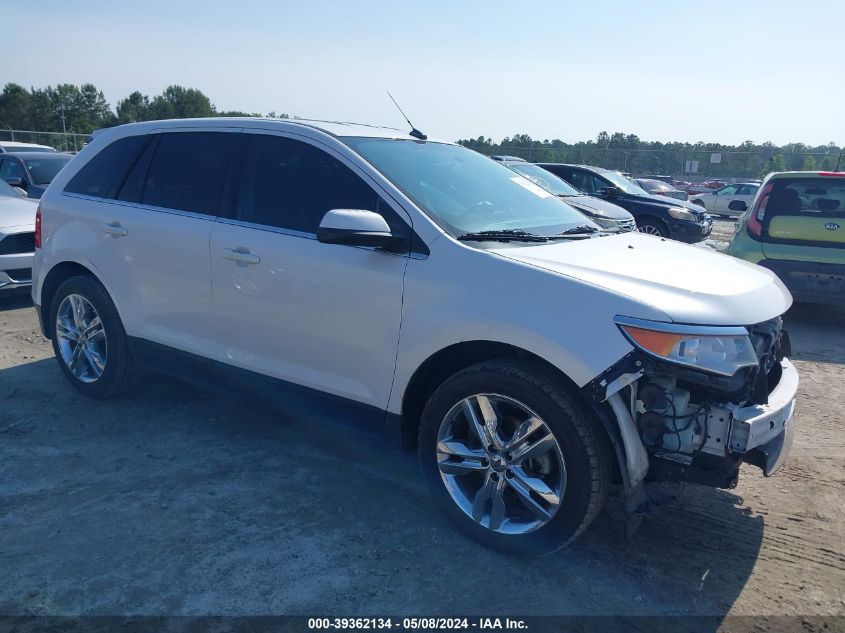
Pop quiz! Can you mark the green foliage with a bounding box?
[0,82,291,136]
[1,82,838,179]
[458,131,841,180]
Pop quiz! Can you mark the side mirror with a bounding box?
[317,209,404,250]
[5,177,23,188]
[13,186,27,198]
[728,200,748,212]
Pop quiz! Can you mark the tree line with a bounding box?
[1,82,840,179]
[458,132,842,180]
[0,82,288,137]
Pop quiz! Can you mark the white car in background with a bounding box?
[0,141,57,153]
[691,183,759,217]
[0,179,37,291]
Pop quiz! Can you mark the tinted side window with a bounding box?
[141,132,236,215]
[592,176,611,193]
[116,135,159,203]
[65,135,148,198]
[563,170,594,193]
[233,135,385,234]
[0,158,25,182]
[543,167,581,191]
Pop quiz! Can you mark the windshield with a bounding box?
[344,139,593,237]
[601,170,648,195]
[0,179,21,198]
[505,163,582,196]
[24,156,71,185]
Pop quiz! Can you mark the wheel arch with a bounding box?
[39,261,101,339]
[397,339,625,484]
[635,213,669,235]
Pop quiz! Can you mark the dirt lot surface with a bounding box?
[1,248,844,622]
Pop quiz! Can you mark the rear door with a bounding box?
[761,175,845,261]
[209,130,410,409]
[94,129,239,357]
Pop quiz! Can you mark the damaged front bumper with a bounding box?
[705,357,798,477]
[645,358,798,489]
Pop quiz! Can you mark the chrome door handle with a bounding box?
[221,247,260,265]
[101,222,128,237]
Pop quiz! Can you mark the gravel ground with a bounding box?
[1,266,844,622]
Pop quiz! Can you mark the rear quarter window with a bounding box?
[64,135,149,198]
[139,132,236,215]
[765,177,845,219]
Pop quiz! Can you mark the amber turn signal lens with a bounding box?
[620,325,684,357]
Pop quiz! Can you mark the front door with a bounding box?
[712,184,742,214]
[210,131,410,409]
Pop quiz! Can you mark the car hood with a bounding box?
[626,192,704,213]
[0,196,37,230]
[489,232,792,326]
[561,195,632,220]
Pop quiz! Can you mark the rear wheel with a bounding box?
[50,275,135,398]
[418,360,611,555]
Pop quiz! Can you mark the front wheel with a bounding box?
[50,275,136,398]
[418,361,611,555]
[637,217,668,237]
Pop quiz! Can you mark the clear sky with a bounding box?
[5,0,843,146]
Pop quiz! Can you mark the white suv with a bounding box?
[32,118,798,554]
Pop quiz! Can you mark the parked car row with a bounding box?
[534,163,712,242]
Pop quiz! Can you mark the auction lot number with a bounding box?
[308,618,527,630]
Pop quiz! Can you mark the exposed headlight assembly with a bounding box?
[667,207,696,221]
[614,316,759,376]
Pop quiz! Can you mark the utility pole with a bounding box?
[60,102,68,151]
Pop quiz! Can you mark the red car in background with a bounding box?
[686,180,728,195]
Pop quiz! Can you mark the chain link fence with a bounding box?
[0,129,89,153]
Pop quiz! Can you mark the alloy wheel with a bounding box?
[436,394,566,534]
[638,224,663,236]
[55,294,107,383]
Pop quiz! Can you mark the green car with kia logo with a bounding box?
[727,171,845,305]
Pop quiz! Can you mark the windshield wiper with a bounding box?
[556,224,600,235]
[457,229,548,242]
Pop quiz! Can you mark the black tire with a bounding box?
[418,360,611,556]
[636,216,669,237]
[692,199,705,208]
[49,275,136,398]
